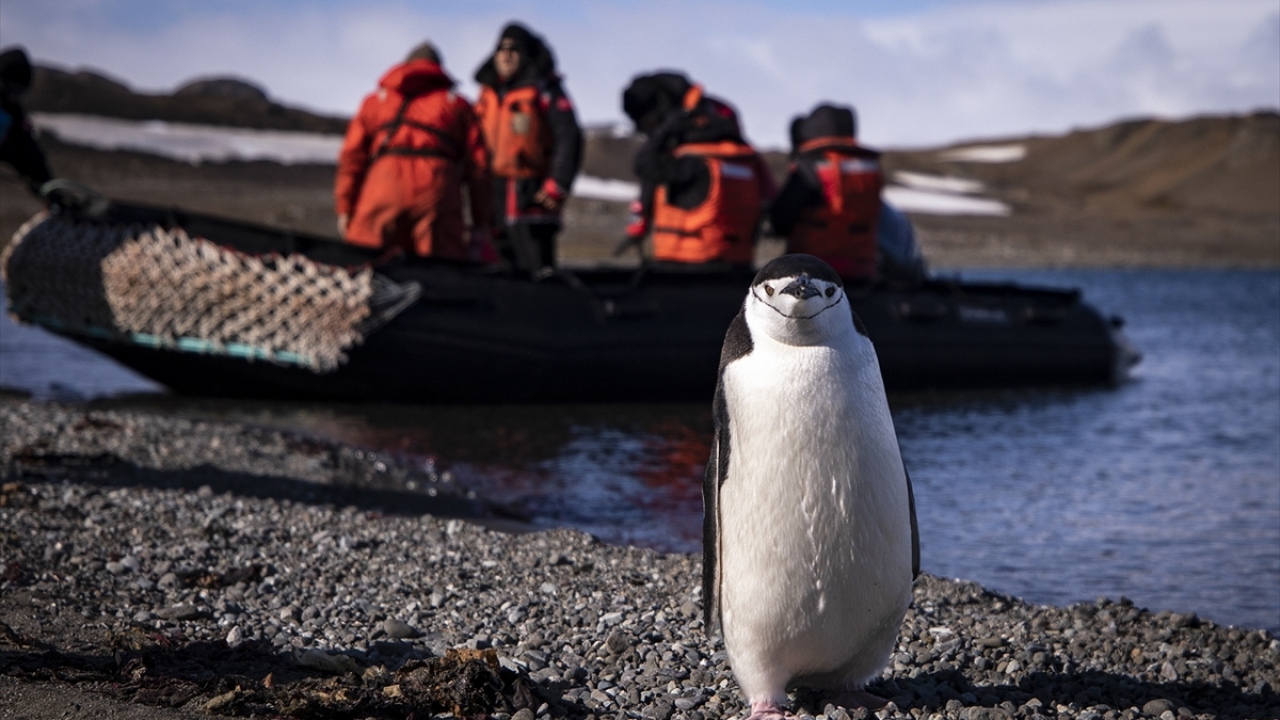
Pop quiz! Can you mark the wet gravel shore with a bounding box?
[1,398,1277,720]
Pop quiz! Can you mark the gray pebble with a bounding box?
[382,618,419,639]
[1142,698,1178,716]
[156,604,201,621]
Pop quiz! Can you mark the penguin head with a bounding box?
[745,254,855,346]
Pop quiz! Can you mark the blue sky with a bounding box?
[2,0,1277,149]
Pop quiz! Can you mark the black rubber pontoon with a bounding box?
[4,193,1139,403]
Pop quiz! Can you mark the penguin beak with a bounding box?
[780,274,820,300]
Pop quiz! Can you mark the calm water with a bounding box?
[2,269,1277,632]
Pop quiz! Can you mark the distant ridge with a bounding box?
[26,64,349,134]
[885,112,1280,217]
[24,63,1279,218]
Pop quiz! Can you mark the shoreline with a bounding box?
[2,398,1277,720]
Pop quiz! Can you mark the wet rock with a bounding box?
[1142,698,1178,716]
[383,618,419,639]
[155,604,202,621]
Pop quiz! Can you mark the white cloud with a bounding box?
[2,0,1276,149]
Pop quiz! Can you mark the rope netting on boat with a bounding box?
[1,211,419,372]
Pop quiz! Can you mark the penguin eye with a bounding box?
[764,285,774,297]
[825,287,836,298]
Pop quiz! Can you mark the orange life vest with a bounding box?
[788,136,883,279]
[651,141,765,264]
[475,84,551,179]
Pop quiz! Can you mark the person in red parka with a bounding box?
[335,42,493,260]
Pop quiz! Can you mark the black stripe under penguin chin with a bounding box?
[751,289,845,321]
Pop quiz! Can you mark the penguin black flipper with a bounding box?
[701,382,727,630]
[906,466,920,579]
[703,309,753,631]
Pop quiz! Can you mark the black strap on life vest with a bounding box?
[651,225,701,237]
[370,92,461,163]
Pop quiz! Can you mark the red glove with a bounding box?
[625,199,648,239]
[534,178,566,211]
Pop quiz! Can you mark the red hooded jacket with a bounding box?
[335,60,492,259]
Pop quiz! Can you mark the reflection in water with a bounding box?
[7,270,1279,632]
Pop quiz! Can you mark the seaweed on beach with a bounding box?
[1,635,549,719]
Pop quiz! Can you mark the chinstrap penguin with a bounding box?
[703,254,920,719]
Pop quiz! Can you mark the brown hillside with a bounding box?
[885,112,1280,218]
[26,65,349,134]
[579,130,642,182]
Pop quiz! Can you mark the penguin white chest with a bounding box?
[717,336,912,690]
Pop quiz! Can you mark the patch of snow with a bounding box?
[883,185,1011,216]
[936,144,1027,163]
[892,171,985,195]
[30,113,1012,216]
[33,113,342,165]
[34,113,640,203]
[572,176,638,202]
[585,121,634,139]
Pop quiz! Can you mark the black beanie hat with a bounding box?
[621,71,692,125]
[795,103,857,149]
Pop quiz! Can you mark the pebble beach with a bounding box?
[1,398,1277,720]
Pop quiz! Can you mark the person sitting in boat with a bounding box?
[769,103,886,282]
[876,199,928,284]
[0,46,53,198]
[474,22,583,272]
[335,42,494,261]
[621,72,776,267]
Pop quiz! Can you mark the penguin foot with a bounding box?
[744,700,796,719]
[824,689,889,709]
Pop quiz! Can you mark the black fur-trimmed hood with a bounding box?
[474,22,558,90]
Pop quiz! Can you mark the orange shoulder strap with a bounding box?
[673,140,756,159]
[797,135,860,154]
[682,84,704,111]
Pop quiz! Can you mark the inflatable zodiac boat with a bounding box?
[2,187,1139,403]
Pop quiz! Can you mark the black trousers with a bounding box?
[496,221,558,271]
